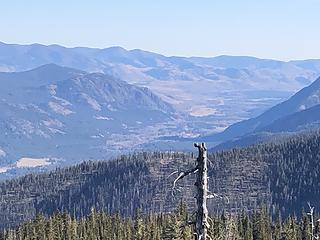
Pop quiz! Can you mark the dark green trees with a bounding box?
[2,207,319,240]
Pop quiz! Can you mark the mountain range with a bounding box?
[0,64,177,178]
[2,42,320,138]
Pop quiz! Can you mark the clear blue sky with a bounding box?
[1,0,319,60]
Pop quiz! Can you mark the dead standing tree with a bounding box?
[307,202,320,240]
[173,143,210,240]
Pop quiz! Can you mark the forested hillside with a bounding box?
[1,131,320,228]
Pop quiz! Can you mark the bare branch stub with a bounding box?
[173,167,198,190]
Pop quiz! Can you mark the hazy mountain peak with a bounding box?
[27,63,83,73]
[100,46,128,55]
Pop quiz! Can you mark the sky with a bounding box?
[0,0,319,60]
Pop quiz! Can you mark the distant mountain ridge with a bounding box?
[1,42,319,92]
[1,41,320,73]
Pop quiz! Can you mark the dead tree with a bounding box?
[307,202,320,240]
[173,143,210,240]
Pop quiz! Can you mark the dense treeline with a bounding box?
[2,203,319,240]
[209,130,320,216]
[0,152,194,228]
[1,131,320,228]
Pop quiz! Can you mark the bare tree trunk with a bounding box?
[172,142,210,240]
[308,202,315,240]
[194,143,209,240]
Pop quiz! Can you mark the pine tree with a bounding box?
[133,209,144,240]
[161,214,180,240]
